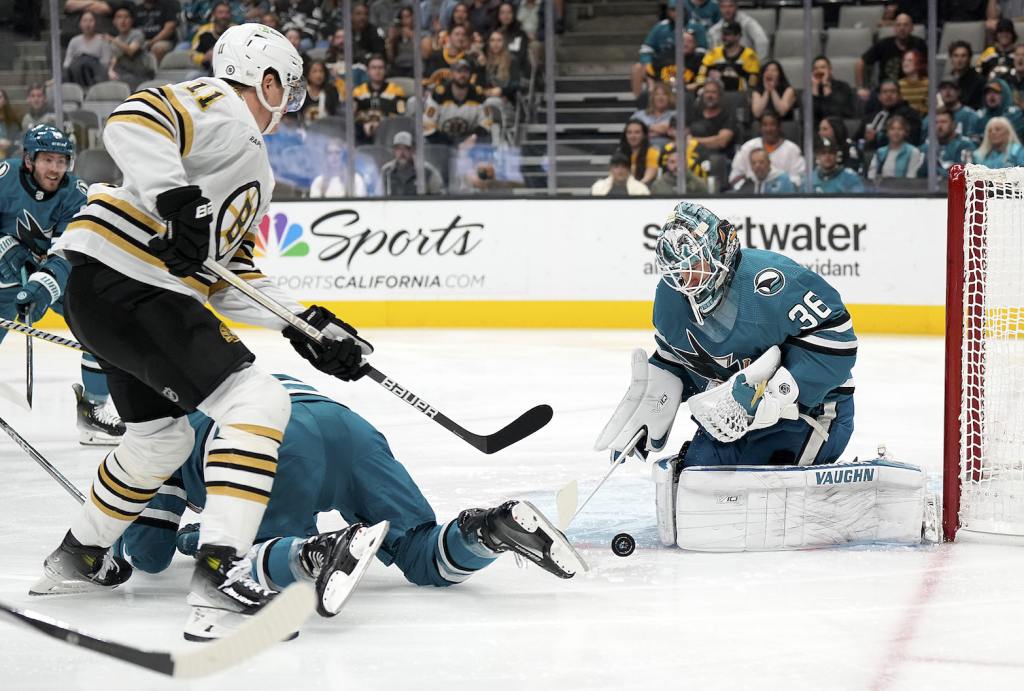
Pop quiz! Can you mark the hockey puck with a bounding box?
[611,533,635,557]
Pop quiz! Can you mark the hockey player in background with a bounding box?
[595,203,932,550]
[0,124,125,444]
[110,374,586,619]
[33,24,372,640]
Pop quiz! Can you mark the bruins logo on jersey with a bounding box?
[216,182,261,259]
[219,323,240,343]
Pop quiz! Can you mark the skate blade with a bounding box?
[183,605,299,643]
[28,571,111,596]
[512,501,590,577]
[320,520,389,617]
[78,429,122,446]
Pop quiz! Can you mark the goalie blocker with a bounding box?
[653,454,939,551]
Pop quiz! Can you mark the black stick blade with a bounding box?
[480,404,553,454]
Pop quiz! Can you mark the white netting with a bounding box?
[959,164,1024,535]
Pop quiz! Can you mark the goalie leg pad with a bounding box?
[674,460,927,551]
[652,449,686,547]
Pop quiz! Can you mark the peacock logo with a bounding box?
[255,212,309,258]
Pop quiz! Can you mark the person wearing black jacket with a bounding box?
[858,79,922,152]
[811,55,856,121]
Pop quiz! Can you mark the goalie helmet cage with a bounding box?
[944,164,1024,542]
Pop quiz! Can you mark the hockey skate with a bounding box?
[73,383,125,446]
[299,521,389,617]
[184,545,286,642]
[30,531,133,595]
[458,500,589,579]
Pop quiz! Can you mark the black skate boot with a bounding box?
[184,545,280,642]
[30,530,133,595]
[299,521,389,617]
[458,500,589,579]
[73,383,125,446]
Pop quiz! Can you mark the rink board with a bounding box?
[38,197,948,334]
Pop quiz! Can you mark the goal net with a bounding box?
[944,164,1024,541]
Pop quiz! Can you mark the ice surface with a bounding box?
[1,329,1023,691]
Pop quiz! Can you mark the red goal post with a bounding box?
[944,164,1024,542]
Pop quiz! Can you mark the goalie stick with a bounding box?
[0,583,316,679]
[200,260,553,454]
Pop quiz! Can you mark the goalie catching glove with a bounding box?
[594,349,683,461]
[687,346,799,443]
[284,305,374,381]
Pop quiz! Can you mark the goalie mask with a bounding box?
[213,23,306,134]
[655,202,739,324]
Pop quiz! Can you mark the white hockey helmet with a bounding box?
[213,23,306,134]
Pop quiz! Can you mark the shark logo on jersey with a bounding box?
[667,330,746,384]
[754,268,785,296]
[15,210,53,255]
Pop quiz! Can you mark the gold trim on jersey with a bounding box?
[206,484,271,505]
[90,489,136,520]
[88,193,165,235]
[98,461,159,502]
[65,217,211,296]
[128,90,175,125]
[106,112,175,142]
[207,451,278,475]
[229,423,284,443]
[159,86,194,157]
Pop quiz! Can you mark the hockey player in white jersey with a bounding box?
[34,24,371,640]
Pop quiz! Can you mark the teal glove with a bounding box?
[0,235,31,284]
[176,522,200,556]
[15,270,60,323]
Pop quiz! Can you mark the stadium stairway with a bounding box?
[521,0,657,194]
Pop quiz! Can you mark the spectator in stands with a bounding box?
[867,115,924,181]
[186,0,247,29]
[190,1,234,77]
[730,111,805,187]
[707,0,767,59]
[64,11,114,89]
[453,136,523,192]
[496,2,530,72]
[432,2,471,52]
[618,118,659,186]
[979,18,1018,81]
[309,139,369,197]
[751,60,796,120]
[354,54,407,143]
[811,137,865,194]
[64,0,115,40]
[426,24,478,87]
[0,90,21,159]
[928,80,980,140]
[650,140,708,194]
[480,31,520,128]
[298,60,340,122]
[517,0,539,40]
[241,0,267,21]
[855,13,926,101]
[733,148,795,194]
[20,84,56,132]
[381,131,445,196]
[696,21,759,92]
[918,108,977,178]
[467,0,497,38]
[133,0,179,66]
[973,115,1024,168]
[946,40,985,110]
[351,2,387,63]
[261,10,280,30]
[683,0,720,31]
[629,82,674,150]
[1007,44,1024,107]
[811,56,856,122]
[632,1,707,98]
[278,0,323,52]
[284,28,311,68]
[818,116,863,172]
[386,6,417,78]
[424,59,493,144]
[324,29,370,97]
[898,50,929,115]
[973,78,1024,140]
[861,80,922,151]
[688,79,735,155]
[108,6,155,91]
[591,151,651,196]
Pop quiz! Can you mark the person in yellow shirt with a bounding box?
[696,21,759,91]
[898,49,929,115]
[619,118,660,186]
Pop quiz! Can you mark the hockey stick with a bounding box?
[201,260,553,454]
[0,415,86,504]
[0,582,316,679]
[0,317,87,352]
[557,430,644,530]
[19,267,33,408]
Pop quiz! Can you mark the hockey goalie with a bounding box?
[595,202,936,551]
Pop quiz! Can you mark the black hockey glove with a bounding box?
[148,185,213,277]
[283,305,372,381]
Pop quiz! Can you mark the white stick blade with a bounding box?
[172,582,316,679]
[555,480,578,531]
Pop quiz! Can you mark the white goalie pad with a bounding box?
[673,461,927,551]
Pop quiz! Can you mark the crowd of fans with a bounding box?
[594,0,1024,197]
